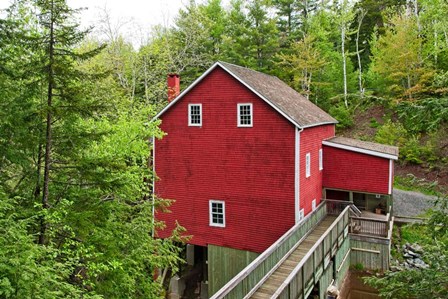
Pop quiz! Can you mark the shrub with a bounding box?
[375,121,438,165]
[375,120,407,146]
[329,104,353,129]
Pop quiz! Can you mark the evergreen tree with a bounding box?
[222,0,279,72]
[0,1,185,297]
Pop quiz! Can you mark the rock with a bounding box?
[410,243,424,253]
[414,258,425,265]
[403,252,413,259]
[407,250,421,258]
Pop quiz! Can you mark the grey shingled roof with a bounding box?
[219,62,337,128]
[325,136,399,157]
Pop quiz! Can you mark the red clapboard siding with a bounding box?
[299,125,335,216]
[155,67,296,253]
[322,146,390,195]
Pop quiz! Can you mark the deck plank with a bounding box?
[249,216,337,298]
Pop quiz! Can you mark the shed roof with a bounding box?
[323,137,399,160]
[154,61,337,129]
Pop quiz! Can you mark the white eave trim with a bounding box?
[301,121,338,129]
[322,140,398,160]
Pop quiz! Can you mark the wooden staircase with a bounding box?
[249,216,337,298]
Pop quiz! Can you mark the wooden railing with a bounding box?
[326,199,362,217]
[349,205,393,238]
[349,217,388,237]
[210,201,328,299]
[272,206,350,299]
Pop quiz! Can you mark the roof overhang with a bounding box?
[322,140,399,160]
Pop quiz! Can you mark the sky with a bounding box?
[0,0,227,46]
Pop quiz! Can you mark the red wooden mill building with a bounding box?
[152,62,398,298]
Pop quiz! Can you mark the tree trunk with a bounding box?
[40,0,55,245]
[355,9,366,97]
[341,24,348,108]
[34,142,43,201]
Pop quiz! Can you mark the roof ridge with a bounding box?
[218,61,279,80]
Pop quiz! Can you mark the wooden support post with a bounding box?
[302,266,305,299]
[349,191,353,203]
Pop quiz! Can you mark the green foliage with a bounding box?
[0,1,184,297]
[375,121,439,165]
[397,97,448,133]
[276,34,327,98]
[2,0,448,296]
[365,193,448,299]
[368,12,434,99]
[394,174,440,196]
[369,117,380,128]
[329,103,353,129]
[0,192,102,298]
[352,263,365,271]
[400,224,431,244]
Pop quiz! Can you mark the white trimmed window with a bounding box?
[298,209,305,221]
[312,199,316,210]
[209,200,225,227]
[188,104,202,126]
[237,103,253,127]
[305,153,311,178]
[319,148,323,171]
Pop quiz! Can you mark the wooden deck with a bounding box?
[249,216,337,298]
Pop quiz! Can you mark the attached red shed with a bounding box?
[322,137,399,195]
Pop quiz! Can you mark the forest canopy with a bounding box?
[0,0,447,297]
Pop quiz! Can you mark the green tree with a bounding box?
[369,12,434,99]
[420,0,448,69]
[365,193,448,298]
[222,0,279,72]
[246,0,279,70]
[276,34,327,99]
[0,1,185,297]
[349,0,406,71]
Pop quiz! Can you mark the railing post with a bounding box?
[301,266,305,299]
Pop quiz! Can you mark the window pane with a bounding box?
[190,105,201,125]
[239,104,252,126]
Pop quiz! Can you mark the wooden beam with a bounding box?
[351,247,380,254]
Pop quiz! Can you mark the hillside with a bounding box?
[340,103,448,192]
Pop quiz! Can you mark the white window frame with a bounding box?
[188,104,202,126]
[237,103,253,127]
[298,209,305,221]
[312,199,316,211]
[319,148,323,171]
[305,153,311,178]
[209,200,225,227]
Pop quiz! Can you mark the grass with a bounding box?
[391,223,431,262]
[394,174,440,196]
[400,224,430,244]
